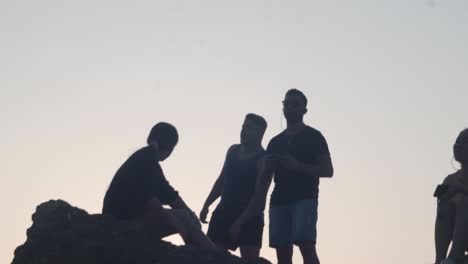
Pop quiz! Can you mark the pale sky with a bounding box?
[1,1,468,263]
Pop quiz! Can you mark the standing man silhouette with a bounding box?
[231,89,334,264]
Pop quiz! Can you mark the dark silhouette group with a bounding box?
[102,89,468,264]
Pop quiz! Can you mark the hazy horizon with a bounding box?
[2,1,468,263]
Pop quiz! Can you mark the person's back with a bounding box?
[102,122,215,250]
[103,146,178,220]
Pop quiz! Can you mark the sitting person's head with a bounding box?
[147,122,179,161]
[241,113,267,146]
[454,128,468,166]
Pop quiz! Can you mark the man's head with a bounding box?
[283,88,308,124]
[454,128,468,165]
[241,113,267,145]
[147,122,179,161]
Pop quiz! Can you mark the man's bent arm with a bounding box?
[170,197,191,211]
[297,154,334,178]
[202,145,235,209]
[145,196,164,215]
[145,197,182,228]
[202,174,225,209]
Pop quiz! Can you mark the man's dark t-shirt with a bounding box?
[102,146,179,220]
[267,126,330,206]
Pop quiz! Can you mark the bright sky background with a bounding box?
[1,0,467,263]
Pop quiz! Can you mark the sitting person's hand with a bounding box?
[188,210,202,229]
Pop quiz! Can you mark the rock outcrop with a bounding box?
[12,200,271,264]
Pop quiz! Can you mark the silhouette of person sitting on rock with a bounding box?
[102,122,215,249]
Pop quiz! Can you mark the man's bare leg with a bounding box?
[276,245,293,264]
[298,241,320,264]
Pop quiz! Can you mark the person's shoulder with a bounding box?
[304,125,323,135]
[269,131,286,144]
[266,132,285,151]
[302,125,327,140]
[127,146,155,164]
[442,171,460,185]
[229,144,240,151]
[226,144,240,155]
[221,144,240,161]
[131,146,153,157]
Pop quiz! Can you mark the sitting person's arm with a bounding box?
[144,196,186,235]
[146,161,201,228]
[170,197,190,210]
[169,197,201,229]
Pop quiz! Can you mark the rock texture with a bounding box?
[12,200,271,264]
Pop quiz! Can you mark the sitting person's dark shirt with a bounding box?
[102,146,179,220]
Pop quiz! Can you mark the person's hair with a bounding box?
[285,88,308,106]
[460,128,468,136]
[245,113,267,135]
[454,128,468,164]
[147,122,178,150]
[456,128,468,143]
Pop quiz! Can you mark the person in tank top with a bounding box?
[200,113,268,261]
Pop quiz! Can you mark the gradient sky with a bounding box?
[1,0,468,263]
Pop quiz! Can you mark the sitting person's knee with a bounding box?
[175,209,201,229]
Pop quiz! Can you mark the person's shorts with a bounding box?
[207,205,264,250]
[269,199,318,248]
